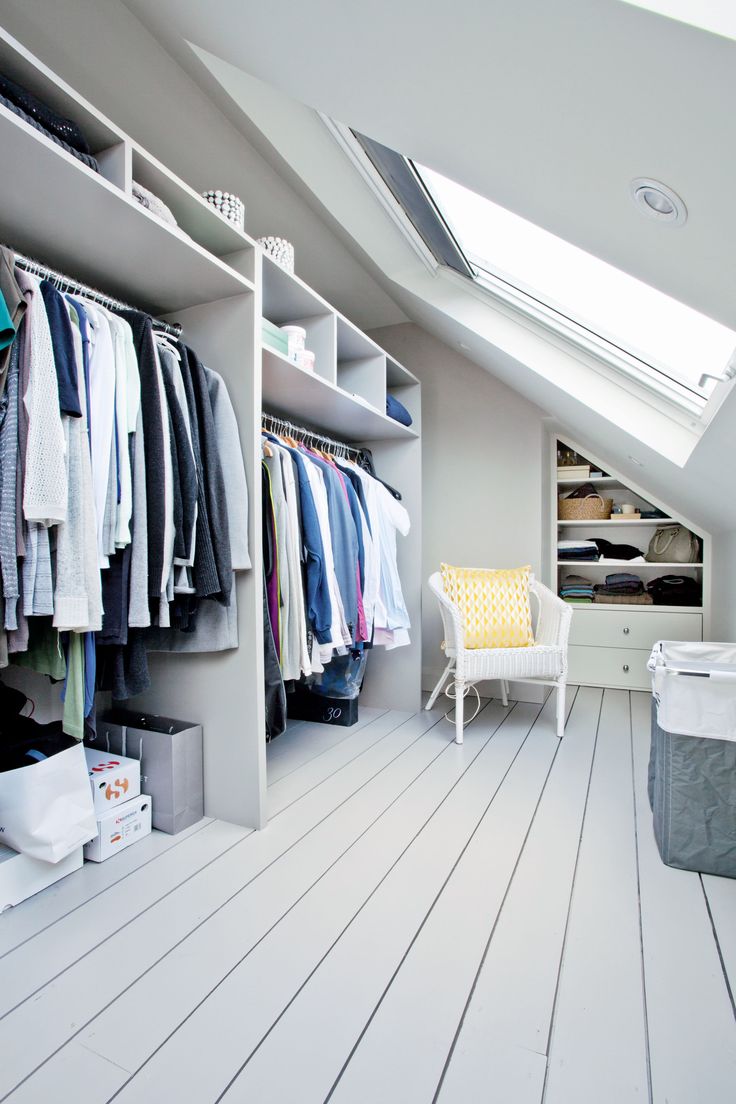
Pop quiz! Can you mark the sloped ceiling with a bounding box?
[126,0,736,327]
[123,0,736,533]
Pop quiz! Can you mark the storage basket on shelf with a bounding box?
[558,493,613,521]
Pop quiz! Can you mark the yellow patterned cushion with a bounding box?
[440,564,534,649]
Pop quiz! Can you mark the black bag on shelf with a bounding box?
[0,71,92,154]
[646,575,702,606]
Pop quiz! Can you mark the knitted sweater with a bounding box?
[16,269,67,526]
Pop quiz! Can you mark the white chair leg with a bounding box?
[454,679,465,744]
[500,680,509,707]
[556,682,566,739]
[426,659,453,710]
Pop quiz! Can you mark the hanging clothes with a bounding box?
[0,252,251,737]
[260,422,411,733]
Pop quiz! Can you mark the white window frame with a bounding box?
[325,117,736,432]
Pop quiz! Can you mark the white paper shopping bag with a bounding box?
[0,742,97,863]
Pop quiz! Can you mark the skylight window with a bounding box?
[414,162,736,407]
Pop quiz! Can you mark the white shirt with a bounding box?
[82,301,116,568]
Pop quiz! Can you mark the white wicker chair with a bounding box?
[426,571,572,744]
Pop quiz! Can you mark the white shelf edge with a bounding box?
[566,603,704,613]
[557,476,617,485]
[557,518,674,526]
[557,561,703,568]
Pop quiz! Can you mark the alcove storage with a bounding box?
[550,435,709,690]
[0,25,421,830]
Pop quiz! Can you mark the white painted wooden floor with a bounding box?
[1,687,736,1103]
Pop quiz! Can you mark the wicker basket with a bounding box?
[558,493,613,521]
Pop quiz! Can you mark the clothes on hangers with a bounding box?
[260,419,412,714]
[0,251,251,737]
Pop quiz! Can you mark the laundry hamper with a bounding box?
[647,641,736,877]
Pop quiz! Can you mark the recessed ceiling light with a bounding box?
[630,178,687,225]
[458,342,471,351]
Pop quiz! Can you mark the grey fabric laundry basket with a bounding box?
[648,641,736,878]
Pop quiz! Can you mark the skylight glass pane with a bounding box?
[416,163,736,401]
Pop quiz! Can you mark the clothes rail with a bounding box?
[261,411,364,461]
[10,248,183,337]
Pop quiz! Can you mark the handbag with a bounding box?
[646,524,700,564]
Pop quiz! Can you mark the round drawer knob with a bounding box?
[623,627,630,635]
[623,664,630,673]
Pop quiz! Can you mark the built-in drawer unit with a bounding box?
[551,434,710,690]
[569,609,702,650]
[568,645,653,690]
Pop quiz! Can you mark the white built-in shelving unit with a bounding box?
[550,435,710,691]
[0,25,421,830]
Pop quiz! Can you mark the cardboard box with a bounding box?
[0,844,83,911]
[94,712,203,834]
[83,794,152,863]
[84,748,141,813]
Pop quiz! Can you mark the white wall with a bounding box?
[370,324,548,699]
[0,0,405,332]
[711,531,736,642]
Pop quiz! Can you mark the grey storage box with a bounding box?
[90,711,204,835]
[648,641,736,878]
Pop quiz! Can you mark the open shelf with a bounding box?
[131,147,258,265]
[0,28,123,155]
[262,346,419,442]
[261,253,331,322]
[0,105,253,314]
[387,356,419,387]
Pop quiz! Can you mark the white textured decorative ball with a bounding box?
[257,236,295,275]
[202,189,245,231]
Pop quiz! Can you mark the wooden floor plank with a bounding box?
[327,691,565,1103]
[544,689,649,1104]
[702,872,736,1003]
[75,703,531,1104]
[446,1044,547,1104]
[630,691,736,1103]
[437,685,599,1101]
[0,706,456,1101]
[267,708,387,783]
[268,709,414,816]
[0,819,249,1018]
[0,818,214,958]
[4,690,735,1104]
[184,704,542,1104]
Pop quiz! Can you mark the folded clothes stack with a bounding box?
[560,574,595,603]
[132,181,179,227]
[0,72,98,171]
[594,572,644,599]
[593,592,653,605]
[647,575,702,607]
[558,540,600,562]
